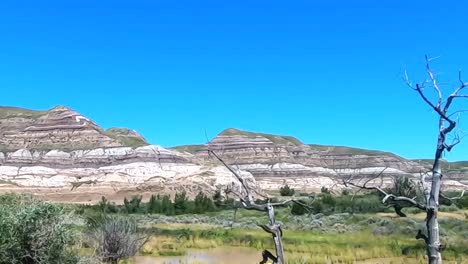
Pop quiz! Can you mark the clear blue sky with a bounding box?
[1,0,468,161]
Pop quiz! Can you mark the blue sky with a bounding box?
[1,0,468,161]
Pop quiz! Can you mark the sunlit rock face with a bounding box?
[0,106,467,203]
[0,145,257,203]
[0,106,128,151]
[0,107,259,202]
[180,128,468,193]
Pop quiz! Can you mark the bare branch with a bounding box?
[416,229,429,245]
[448,109,468,118]
[208,149,252,199]
[406,56,468,262]
[442,71,468,117]
[444,133,461,152]
[425,55,443,107]
[344,178,426,211]
[209,148,290,263]
[439,190,465,205]
[260,250,278,264]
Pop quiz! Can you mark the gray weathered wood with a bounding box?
[209,149,291,264]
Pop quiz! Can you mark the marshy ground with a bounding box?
[93,208,468,263]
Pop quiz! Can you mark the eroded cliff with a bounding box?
[0,107,466,202]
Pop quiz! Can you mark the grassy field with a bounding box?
[125,208,468,263]
[69,190,468,263]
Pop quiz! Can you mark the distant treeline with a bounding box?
[77,191,236,215]
[75,187,468,216]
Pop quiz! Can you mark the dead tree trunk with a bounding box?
[266,204,285,264]
[258,203,285,264]
[343,56,467,264]
[403,56,468,264]
[405,56,468,264]
[425,130,445,263]
[208,149,293,264]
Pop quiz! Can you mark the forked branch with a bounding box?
[343,167,426,214]
[208,149,290,263]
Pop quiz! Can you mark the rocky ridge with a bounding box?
[0,145,256,203]
[0,106,147,151]
[0,107,467,202]
[177,128,468,192]
[0,107,256,202]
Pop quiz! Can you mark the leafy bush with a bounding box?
[0,194,79,264]
[212,190,223,208]
[455,192,468,209]
[161,195,175,215]
[280,184,295,196]
[321,186,331,194]
[193,191,216,214]
[439,204,460,212]
[147,194,163,214]
[123,195,143,214]
[306,192,389,215]
[291,200,308,215]
[98,196,119,213]
[174,191,189,215]
[390,176,418,198]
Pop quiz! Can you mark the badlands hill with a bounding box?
[0,106,466,203]
[0,106,255,202]
[175,128,467,191]
[0,106,147,151]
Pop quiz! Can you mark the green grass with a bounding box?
[219,128,303,146]
[142,225,431,263]
[0,106,47,119]
[413,159,468,172]
[103,128,148,148]
[71,198,468,263]
[141,220,468,263]
[0,106,148,150]
[308,144,400,157]
[171,144,205,154]
[215,128,406,157]
[0,179,18,186]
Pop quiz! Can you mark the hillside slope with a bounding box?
[0,107,466,202]
[0,106,148,151]
[174,128,468,192]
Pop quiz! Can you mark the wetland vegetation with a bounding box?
[1,189,468,263]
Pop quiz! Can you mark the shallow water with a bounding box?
[135,247,262,264]
[134,247,431,264]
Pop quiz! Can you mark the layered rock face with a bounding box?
[0,107,256,202]
[0,145,256,203]
[183,129,468,192]
[0,106,466,202]
[0,106,146,151]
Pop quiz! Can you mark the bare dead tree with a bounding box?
[343,56,467,264]
[208,149,311,264]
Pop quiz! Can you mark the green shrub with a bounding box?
[291,200,308,215]
[147,194,163,214]
[174,191,189,215]
[456,194,468,209]
[0,194,79,264]
[280,184,295,196]
[161,195,175,215]
[193,191,216,214]
[321,186,331,194]
[98,196,119,214]
[123,195,143,214]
